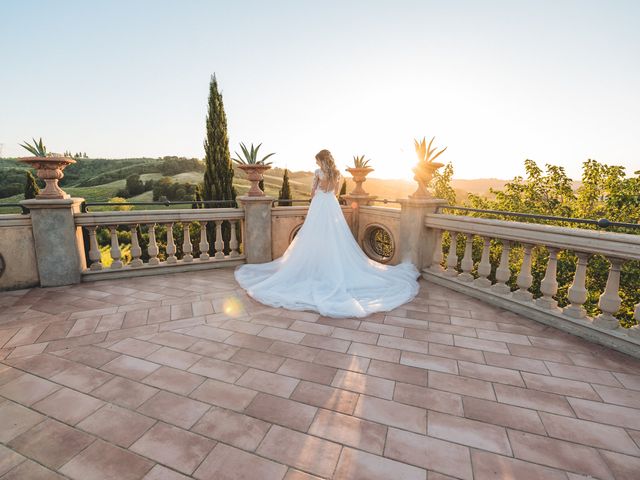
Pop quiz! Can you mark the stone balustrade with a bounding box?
[423,213,640,356]
[0,213,39,289]
[271,205,353,259]
[75,208,245,279]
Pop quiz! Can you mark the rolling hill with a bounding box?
[0,157,511,210]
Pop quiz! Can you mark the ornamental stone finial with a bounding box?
[410,136,447,199]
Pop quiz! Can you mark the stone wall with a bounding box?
[271,206,353,259]
[0,215,39,290]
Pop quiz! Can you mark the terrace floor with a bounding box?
[0,270,640,480]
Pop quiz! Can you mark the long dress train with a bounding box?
[234,175,420,318]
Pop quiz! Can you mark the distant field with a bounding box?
[0,156,496,210]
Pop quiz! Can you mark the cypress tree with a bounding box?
[192,185,203,209]
[203,74,236,205]
[202,74,236,253]
[338,179,347,205]
[278,169,292,206]
[24,171,40,199]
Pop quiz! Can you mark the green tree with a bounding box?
[459,158,640,327]
[193,185,204,209]
[202,74,236,253]
[338,179,347,205]
[203,74,236,204]
[125,174,145,197]
[432,162,456,205]
[278,169,292,206]
[24,171,40,199]
[467,160,575,218]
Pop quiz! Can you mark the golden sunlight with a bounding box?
[222,297,244,317]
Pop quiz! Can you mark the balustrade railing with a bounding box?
[76,208,244,273]
[424,213,640,346]
[438,205,640,230]
[81,199,237,212]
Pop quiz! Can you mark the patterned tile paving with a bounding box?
[1,268,640,479]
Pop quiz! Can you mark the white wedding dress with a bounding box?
[234,169,420,318]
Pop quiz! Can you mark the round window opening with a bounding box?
[363,225,395,263]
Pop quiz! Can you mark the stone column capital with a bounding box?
[397,197,448,211]
[20,197,85,211]
[237,195,276,206]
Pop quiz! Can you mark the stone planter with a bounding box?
[18,156,76,200]
[345,167,374,196]
[410,161,444,198]
[237,164,271,197]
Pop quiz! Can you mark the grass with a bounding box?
[0,168,388,213]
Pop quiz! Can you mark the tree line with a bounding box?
[440,158,640,327]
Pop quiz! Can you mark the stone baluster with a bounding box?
[563,253,590,318]
[147,224,160,265]
[536,247,560,310]
[166,223,177,264]
[182,222,193,262]
[473,237,492,288]
[513,244,534,301]
[491,240,511,294]
[229,220,240,257]
[458,234,474,282]
[129,225,143,268]
[214,220,225,259]
[199,221,210,261]
[108,225,123,269]
[429,229,444,272]
[85,226,103,271]
[593,258,623,329]
[445,232,458,277]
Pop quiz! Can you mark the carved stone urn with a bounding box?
[238,164,271,196]
[410,161,444,199]
[18,156,76,200]
[345,167,374,196]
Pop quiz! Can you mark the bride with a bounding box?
[234,149,420,318]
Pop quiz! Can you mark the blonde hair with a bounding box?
[315,149,340,187]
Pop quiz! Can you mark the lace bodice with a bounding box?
[312,168,341,195]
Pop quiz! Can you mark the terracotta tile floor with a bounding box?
[1,269,640,479]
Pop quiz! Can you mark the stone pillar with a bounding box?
[20,198,87,287]
[238,196,274,264]
[341,194,375,240]
[397,198,448,271]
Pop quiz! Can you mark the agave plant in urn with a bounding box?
[345,155,374,196]
[233,142,275,196]
[411,137,447,198]
[18,138,76,200]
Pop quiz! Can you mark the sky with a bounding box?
[1,0,639,181]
